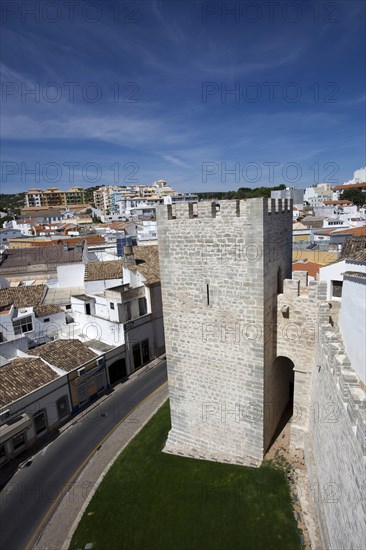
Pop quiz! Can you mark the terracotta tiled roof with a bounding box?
[28,339,97,372]
[0,285,45,308]
[85,260,123,281]
[127,246,160,285]
[301,217,326,228]
[21,204,91,213]
[7,236,104,248]
[33,304,63,317]
[293,222,308,230]
[340,237,366,261]
[333,226,366,236]
[106,222,135,230]
[333,182,366,190]
[313,229,335,235]
[323,200,352,205]
[0,244,84,267]
[292,261,321,278]
[0,357,59,407]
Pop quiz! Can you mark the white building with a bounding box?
[100,213,127,223]
[136,221,158,246]
[304,183,334,207]
[313,202,365,227]
[0,356,71,465]
[0,228,24,247]
[319,238,366,300]
[2,220,32,236]
[0,302,67,351]
[270,187,304,209]
[339,271,366,382]
[0,338,105,465]
[69,245,164,375]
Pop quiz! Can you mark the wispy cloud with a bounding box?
[161,154,193,170]
[1,0,364,191]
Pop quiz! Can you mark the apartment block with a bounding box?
[24,187,86,208]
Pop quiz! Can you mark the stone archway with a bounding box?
[264,356,295,452]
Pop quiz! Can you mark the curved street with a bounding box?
[0,361,167,550]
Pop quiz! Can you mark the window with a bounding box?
[43,318,50,323]
[110,302,115,310]
[85,303,91,315]
[33,410,47,436]
[78,383,87,404]
[133,343,142,369]
[132,339,150,370]
[126,302,132,321]
[65,304,71,310]
[13,315,33,335]
[12,433,26,452]
[138,297,147,316]
[57,396,70,420]
[141,339,150,364]
[332,281,343,298]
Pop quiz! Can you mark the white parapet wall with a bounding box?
[339,272,366,383]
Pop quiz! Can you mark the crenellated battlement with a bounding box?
[267,197,293,214]
[318,309,366,455]
[279,274,366,457]
[156,197,293,221]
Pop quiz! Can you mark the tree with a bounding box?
[0,215,13,226]
[341,188,365,206]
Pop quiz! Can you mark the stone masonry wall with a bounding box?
[277,274,366,549]
[306,305,366,550]
[157,196,365,547]
[263,199,293,451]
[156,198,292,466]
[277,276,325,448]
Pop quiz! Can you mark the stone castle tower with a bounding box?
[157,198,366,548]
[156,198,293,465]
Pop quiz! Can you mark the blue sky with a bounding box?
[1,0,365,193]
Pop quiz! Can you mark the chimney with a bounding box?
[123,245,135,266]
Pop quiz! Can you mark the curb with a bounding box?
[61,388,168,550]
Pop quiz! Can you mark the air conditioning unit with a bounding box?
[77,367,85,377]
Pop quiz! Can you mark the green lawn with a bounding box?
[70,401,301,550]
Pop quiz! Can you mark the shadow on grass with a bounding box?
[70,401,302,550]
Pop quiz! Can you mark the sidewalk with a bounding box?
[34,380,168,550]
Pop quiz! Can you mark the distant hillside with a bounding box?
[0,192,25,215]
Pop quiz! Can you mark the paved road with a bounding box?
[0,361,167,550]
